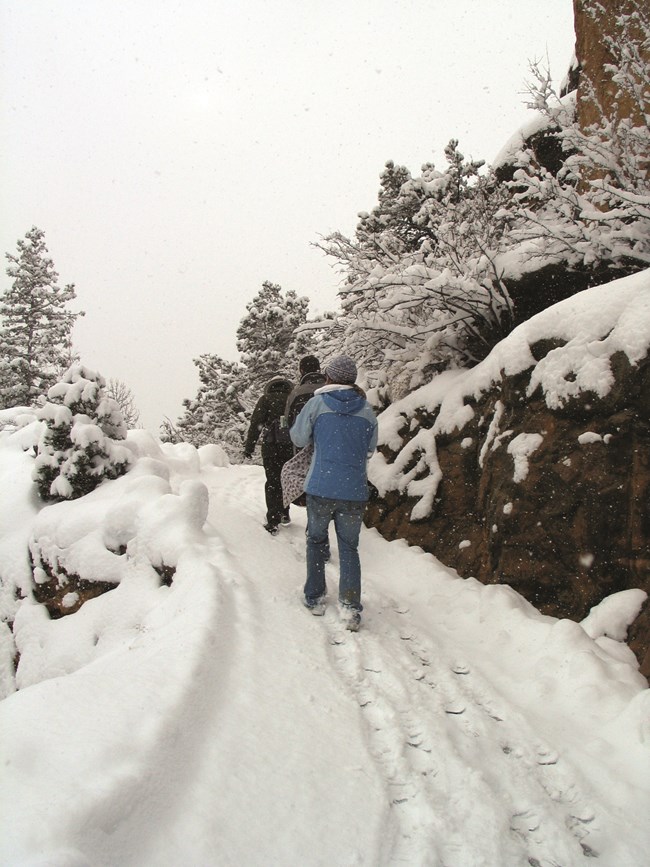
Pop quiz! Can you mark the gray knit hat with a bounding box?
[325,355,357,384]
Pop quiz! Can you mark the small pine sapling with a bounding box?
[34,364,132,501]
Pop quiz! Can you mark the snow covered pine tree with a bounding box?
[0,227,83,409]
[174,281,310,457]
[236,280,309,389]
[34,365,132,501]
[176,354,249,458]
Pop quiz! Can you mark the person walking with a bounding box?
[290,355,377,630]
[243,374,294,535]
[284,355,327,435]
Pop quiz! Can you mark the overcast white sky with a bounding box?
[1,0,576,430]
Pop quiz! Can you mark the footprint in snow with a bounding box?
[451,662,470,675]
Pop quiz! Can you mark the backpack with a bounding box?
[260,378,293,446]
[286,373,327,429]
[264,417,292,446]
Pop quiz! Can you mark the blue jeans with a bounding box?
[305,494,366,611]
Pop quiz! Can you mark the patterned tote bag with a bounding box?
[281,445,313,508]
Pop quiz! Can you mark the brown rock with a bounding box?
[366,351,650,675]
[573,0,649,132]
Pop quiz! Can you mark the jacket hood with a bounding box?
[264,376,293,395]
[301,371,326,385]
[321,388,366,415]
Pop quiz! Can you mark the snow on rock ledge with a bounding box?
[367,271,650,674]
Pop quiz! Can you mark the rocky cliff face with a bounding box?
[573,0,649,132]
[490,1,648,332]
[366,276,650,675]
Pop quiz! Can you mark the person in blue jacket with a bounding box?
[290,354,377,630]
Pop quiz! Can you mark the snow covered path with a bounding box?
[1,463,648,867]
[211,474,612,867]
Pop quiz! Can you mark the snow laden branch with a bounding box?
[508,20,650,270]
[319,10,648,407]
[317,143,517,397]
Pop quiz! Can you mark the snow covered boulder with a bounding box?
[367,271,650,674]
[198,443,230,468]
[28,454,211,618]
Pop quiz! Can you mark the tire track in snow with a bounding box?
[111,468,307,864]
[79,467,286,863]
[319,590,603,866]
[47,551,244,866]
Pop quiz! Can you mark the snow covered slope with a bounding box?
[0,435,648,866]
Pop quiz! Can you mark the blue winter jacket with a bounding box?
[290,386,378,501]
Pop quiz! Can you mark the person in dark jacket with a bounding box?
[290,355,377,630]
[243,375,294,535]
[284,355,327,435]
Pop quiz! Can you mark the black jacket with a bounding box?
[244,377,294,453]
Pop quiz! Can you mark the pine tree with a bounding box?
[176,354,250,456]
[0,227,84,409]
[174,281,310,455]
[355,160,432,256]
[235,281,309,389]
[34,365,131,501]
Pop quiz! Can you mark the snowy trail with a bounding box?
[127,467,390,866]
[166,466,641,867]
[1,463,648,866]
